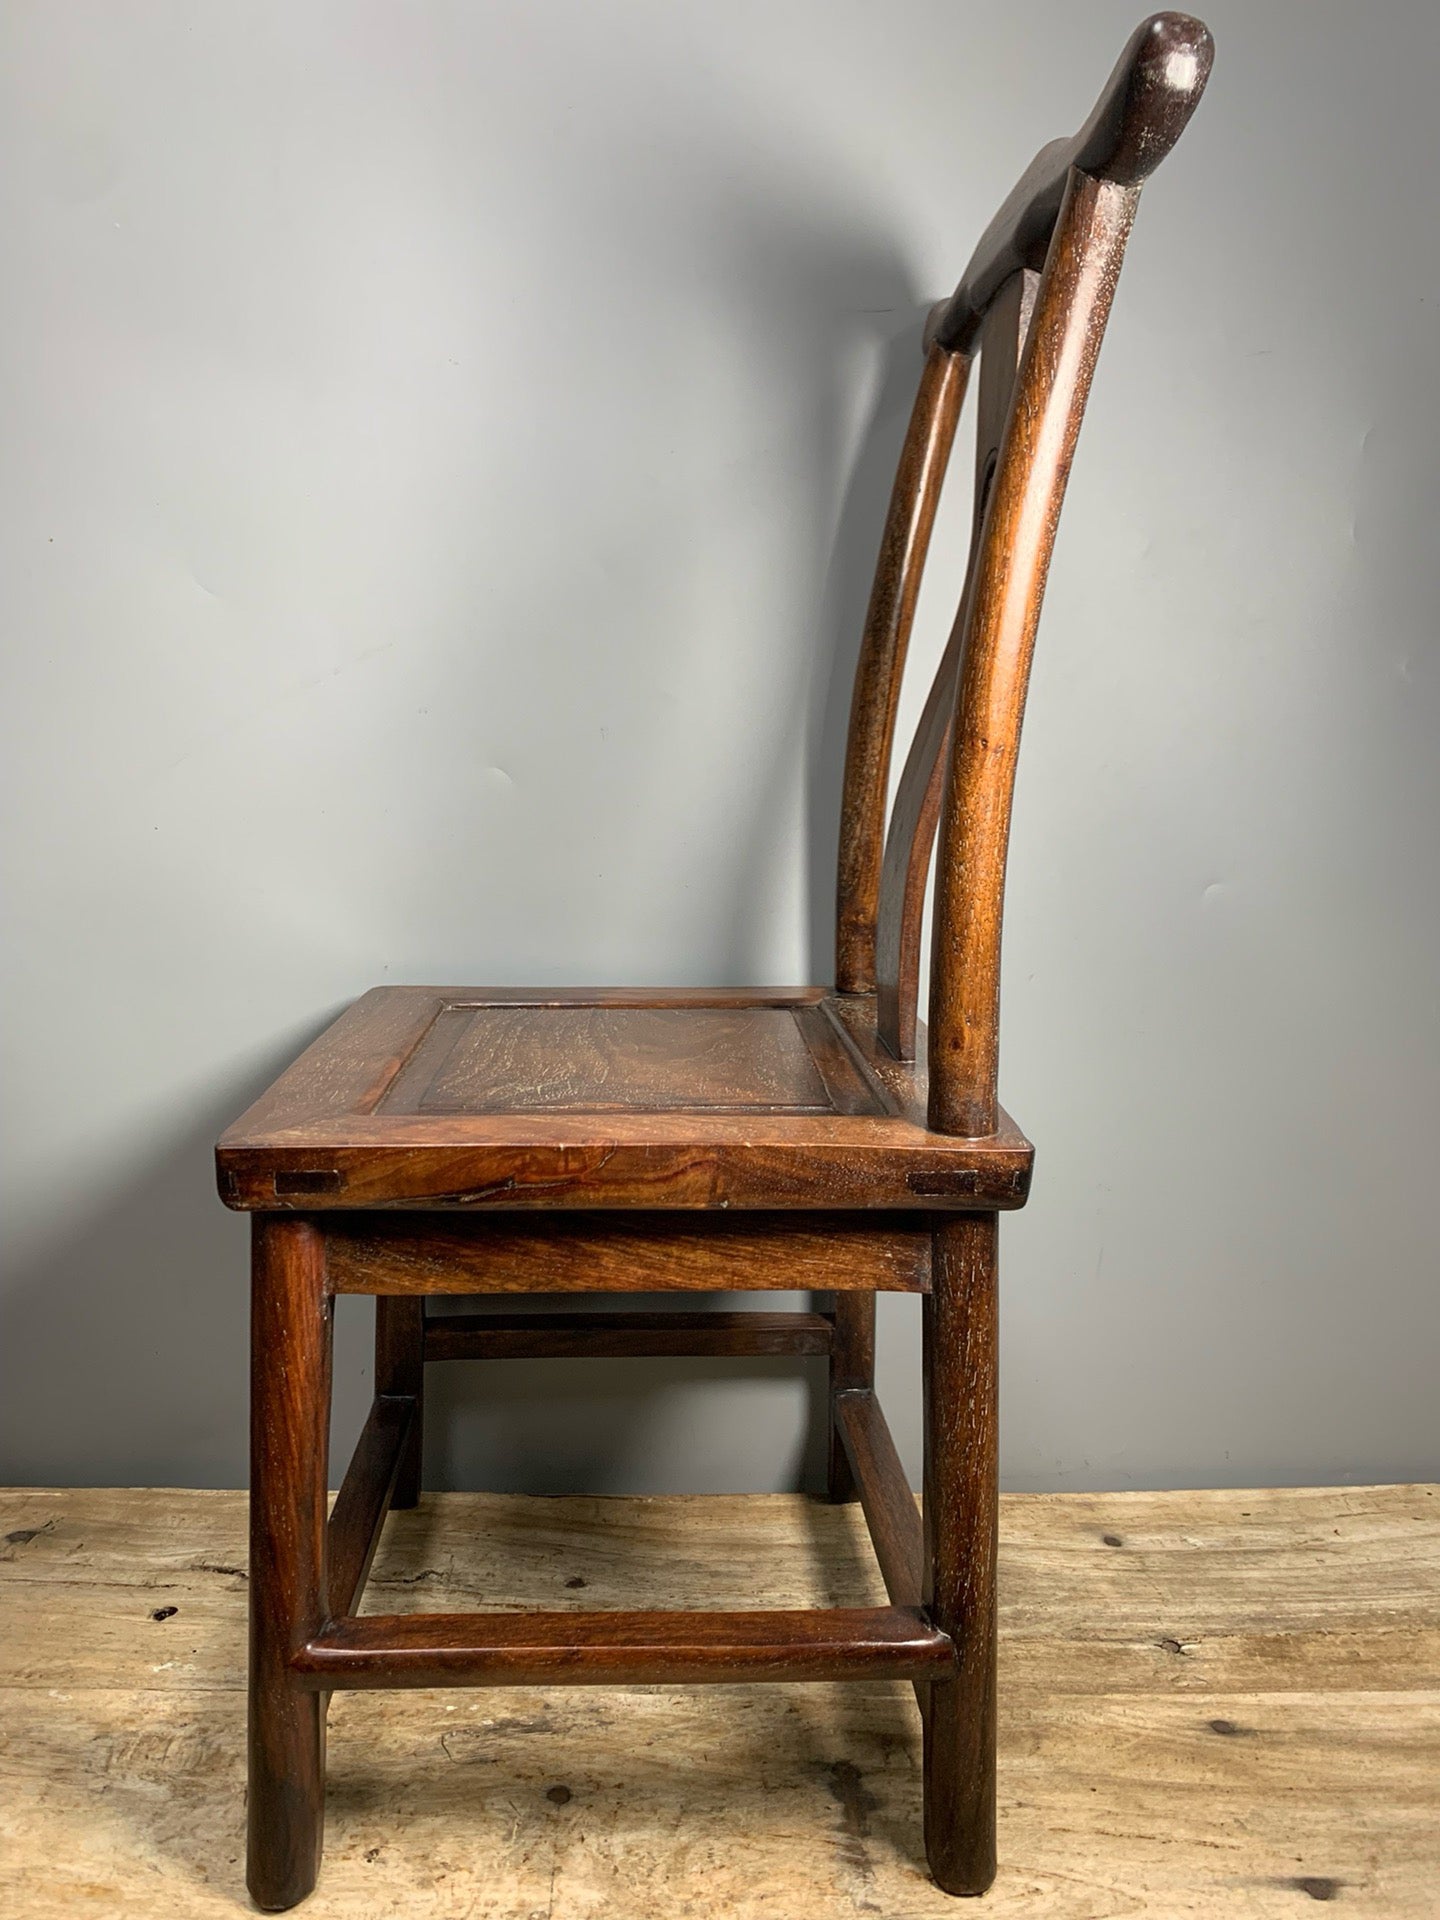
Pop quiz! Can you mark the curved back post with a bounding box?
[927,168,1137,1134]
[831,13,1212,1134]
[835,346,968,995]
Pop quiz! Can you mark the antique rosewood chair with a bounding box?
[218,16,1211,1907]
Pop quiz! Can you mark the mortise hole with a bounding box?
[273,1169,343,1197]
[906,1169,980,1196]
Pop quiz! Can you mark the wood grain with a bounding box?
[422,1307,836,1361]
[322,1211,933,1296]
[836,343,968,994]
[875,268,1037,1061]
[390,1005,858,1117]
[206,15,1217,1905]
[373,1298,424,1510]
[834,1388,923,1606]
[247,1217,331,1911]
[325,1395,413,1620]
[930,12,1213,353]
[3,1484,1436,1918]
[928,170,1139,1136]
[826,1293,876,1503]
[923,1212,1000,1893]
[5,1486,1436,1697]
[215,989,1033,1212]
[294,1605,955,1691]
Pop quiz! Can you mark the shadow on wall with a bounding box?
[422,275,937,1495]
[0,194,940,1495]
[421,235,938,1494]
[691,203,939,987]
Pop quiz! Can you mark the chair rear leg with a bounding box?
[827,1291,876,1502]
[922,1213,999,1896]
[248,1216,332,1912]
[375,1297,425,1508]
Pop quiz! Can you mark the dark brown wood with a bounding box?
[325,1394,413,1618]
[826,1293,876,1503]
[374,1298,424,1508]
[931,12,1212,353]
[322,1210,935,1295]
[424,1308,835,1361]
[876,268,1038,1060]
[928,170,1138,1136]
[227,17,1211,1904]
[836,345,968,994]
[248,1216,331,1913]
[387,1001,879,1117]
[923,1213,999,1896]
[292,1605,955,1691]
[835,1383,928,1714]
[834,1388,922,1607]
[215,987,1032,1213]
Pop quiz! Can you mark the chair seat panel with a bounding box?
[216,986,1033,1212]
[383,1001,875,1117]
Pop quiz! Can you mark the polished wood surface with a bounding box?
[387,1002,872,1116]
[324,1394,413,1619]
[835,1387,923,1607]
[875,269,1037,1061]
[214,983,1029,1205]
[294,1604,955,1691]
[927,170,1138,1136]
[322,1210,933,1294]
[835,1380,929,1716]
[836,343,967,995]
[423,1307,836,1361]
[924,1213,1001,1894]
[247,1217,331,1912]
[220,14,1212,1904]
[826,1291,876,1502]
[216,987,1033,1213]
[930,13,1213,354]
[373,1297,423,1509]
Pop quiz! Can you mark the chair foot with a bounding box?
[923,1673,997,1895]
[247,1687,326,1909]
[390,1470,421,1512]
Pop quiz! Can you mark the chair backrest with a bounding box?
[834,12,1212,1137]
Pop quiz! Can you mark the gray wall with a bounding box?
[2,1,1436,1496]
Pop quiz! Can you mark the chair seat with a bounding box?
[216,986,1032,1213]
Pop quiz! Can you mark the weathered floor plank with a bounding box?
[1,1484,1436,1916]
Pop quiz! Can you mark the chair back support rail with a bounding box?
[834,12,1212,1137]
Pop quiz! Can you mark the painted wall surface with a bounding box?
[3,2,1436,1493]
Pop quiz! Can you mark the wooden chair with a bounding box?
[217,15,1211,1906]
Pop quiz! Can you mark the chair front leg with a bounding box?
[922,1211,999,1896]
[248,1215,333,1912]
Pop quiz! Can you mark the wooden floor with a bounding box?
[1,1484,1436,1917]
